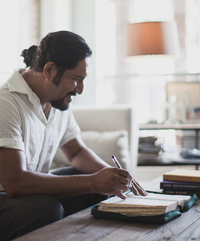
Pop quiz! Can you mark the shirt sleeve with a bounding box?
[59,106,81,147]
[0,96,24,151]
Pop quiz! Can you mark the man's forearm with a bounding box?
[6,165,145,200]
[0,146,132,199]
[6,170,94,198]
[69,147,110,174]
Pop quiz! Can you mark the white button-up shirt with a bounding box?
[0,70,80,190]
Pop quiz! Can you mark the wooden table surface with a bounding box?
[15,177,200,241]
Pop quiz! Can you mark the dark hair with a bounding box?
[21,31,92,72]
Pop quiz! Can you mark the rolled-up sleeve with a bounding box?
[0,97,24,151]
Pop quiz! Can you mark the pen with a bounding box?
[111,155,137,194]
[111,155,148,196]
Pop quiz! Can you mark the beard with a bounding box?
[50,91,77,111]
[51,73,77,111]
[50,98,70,111]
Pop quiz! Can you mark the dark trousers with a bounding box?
[0,167,107,241]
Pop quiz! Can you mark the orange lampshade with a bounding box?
[126,21,180,57]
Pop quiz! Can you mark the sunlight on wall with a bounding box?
[0,0,38,85]
[129,0,174,23]
[130,56,176,75]
[0,1,22,75]
[96,0,117,106]
[186,0,200,73]
[103,2,116,76]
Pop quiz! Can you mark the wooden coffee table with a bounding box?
[15,177,200,241]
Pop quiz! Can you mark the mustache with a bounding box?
[67,91,77,97]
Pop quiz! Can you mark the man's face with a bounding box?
[50,58,90,111]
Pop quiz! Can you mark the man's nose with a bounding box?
[75,81,84,95]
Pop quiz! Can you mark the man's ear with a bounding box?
[43,62,57,80]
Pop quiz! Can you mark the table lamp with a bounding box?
[126,21,180,58]
[126,21,180,124]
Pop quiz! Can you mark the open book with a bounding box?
[98,192,191,216]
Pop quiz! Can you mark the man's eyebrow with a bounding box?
[74,75,85,79]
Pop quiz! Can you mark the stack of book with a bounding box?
[160,169,200,196]
[138,136,162,163]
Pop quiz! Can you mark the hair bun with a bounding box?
[21,45,38,68]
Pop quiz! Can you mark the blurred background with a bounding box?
[1,0,200,125]
[1,0,200,181]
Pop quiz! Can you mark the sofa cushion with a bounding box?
[51,130,130,170]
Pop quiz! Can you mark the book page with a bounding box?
[101,192,190,206]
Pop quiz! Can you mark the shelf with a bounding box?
[139,123,200,130]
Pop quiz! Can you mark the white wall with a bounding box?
[39,0,97,105]
[70,0,97,105]
[39,0,72,38]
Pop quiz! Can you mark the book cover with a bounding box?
[98,192,190,216]
[160,180,200,191]
[163,169,200,183]
[162,189,200,196]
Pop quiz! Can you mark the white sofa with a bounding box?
[52,105,139,176]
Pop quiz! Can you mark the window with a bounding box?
[0,0,39,85]
[186,0,200,72]
[96,0,200,124]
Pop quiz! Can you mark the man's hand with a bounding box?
[90,167,133,199]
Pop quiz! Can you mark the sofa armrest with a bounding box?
[52,105,138,176]
[73,105,138,175]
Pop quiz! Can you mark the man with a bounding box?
[0,31,145,240]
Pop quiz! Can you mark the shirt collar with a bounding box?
[7,69,57,123]
[7,70,52,122]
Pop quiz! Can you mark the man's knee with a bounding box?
[0,194,64,241]
[26,195,65,223]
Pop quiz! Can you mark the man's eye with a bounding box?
[74,78,83,83]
